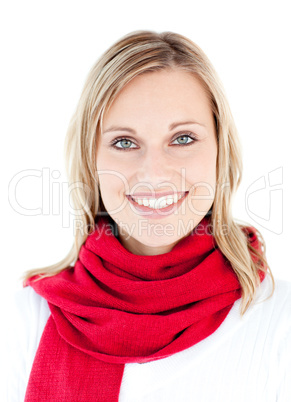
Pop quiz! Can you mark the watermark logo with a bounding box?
[8,166,283,235]
[245,167,283,234]
[8,167,93,228]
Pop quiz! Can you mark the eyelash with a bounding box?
[110,132,198,152]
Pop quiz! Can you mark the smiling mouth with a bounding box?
[126,191,189,211]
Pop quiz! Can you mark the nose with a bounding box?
[135,148,174,186]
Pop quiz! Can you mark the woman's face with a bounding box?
[96,69,217,255]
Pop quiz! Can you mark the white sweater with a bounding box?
[4,273,291,402]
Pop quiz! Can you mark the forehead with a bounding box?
[103,69,213,125]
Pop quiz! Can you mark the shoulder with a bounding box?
[270,278,291,345]
[269,278,291,400]
[240,274,291,363]
[5,286,50,402]
[257,275,291,324]
[220,274,291,353]
[13,284,50,316]
[11,285,51,359]
[272,276,291,300]
[245,275,291,330]
[12,285,50,344]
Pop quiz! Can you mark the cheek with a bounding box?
[98,174,127,216]
[184,148,217,213]
[97,151,132,177]
[98,173,124,201]
[185,153,216,185]
[97,153,131,210]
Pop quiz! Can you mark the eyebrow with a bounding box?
[102,120,206,135]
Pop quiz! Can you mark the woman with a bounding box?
[7,30,291,401]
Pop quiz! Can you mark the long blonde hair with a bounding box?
[21,30,274,315]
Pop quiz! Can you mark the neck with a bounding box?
[117,230,181,256]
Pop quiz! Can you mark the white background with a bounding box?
[1,0,290,307]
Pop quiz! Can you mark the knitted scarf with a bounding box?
[24,214,265,401]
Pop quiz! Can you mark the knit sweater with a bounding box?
[5,273,291,402]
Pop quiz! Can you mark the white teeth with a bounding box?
[148,199,156,208]
[156,198,168,209]
[130,193,185,209]
[166,197,175,205]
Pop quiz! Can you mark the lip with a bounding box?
[126,191,189,219]
[127,191,187,199]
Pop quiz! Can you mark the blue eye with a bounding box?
[110,133,198,151]
[113,138,137,150]
[172,135,196,145]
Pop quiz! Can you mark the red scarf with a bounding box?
[24,215,265,401]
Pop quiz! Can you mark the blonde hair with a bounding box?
[21,30,275,315]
